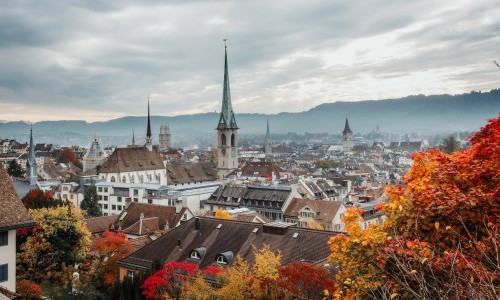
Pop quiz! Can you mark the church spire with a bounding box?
[145,95,153,150]
[266,117,270,139]
[27,125,37,186]
[342,118,353,135]
[218,40,237,129]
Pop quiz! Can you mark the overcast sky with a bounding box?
[0,0,498,122]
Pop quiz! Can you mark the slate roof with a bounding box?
[284,198,344,223]
[166,162,218,185]
[113,202,187,235]
[84,215,118,234]
[205,185,291,210]
[100,146,164,173]
[118,217,340,270]
[0,164,34,231]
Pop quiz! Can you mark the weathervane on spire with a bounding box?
[223,38,227,48]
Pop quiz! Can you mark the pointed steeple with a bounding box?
[218,40,237,129]
[342,118,353,135]
[145,95,153,150]
[27,125,37,186]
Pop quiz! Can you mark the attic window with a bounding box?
[189,247,206,260]
[292,232,299,239]
[252,228,259,234]
[216,224,222,229]
[216,251,234,265]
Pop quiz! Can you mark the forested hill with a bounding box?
[1,90,499,146]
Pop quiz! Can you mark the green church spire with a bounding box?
[218,40,237,129]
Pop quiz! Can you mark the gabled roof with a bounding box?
[284,198,344,223]
[84,215,118,234]
[166,162,218,185]
[100,146,164,173]
[118,217,340,270]
[114,202,187,235]
[0,164,34,231]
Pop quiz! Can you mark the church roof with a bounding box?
[99,146,164,173]
[166,162,218,185]
[0,164,34,231]
[217,45,237,129]
[284,198,343,223]
[342,118,353,135]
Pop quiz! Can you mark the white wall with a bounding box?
[0,230,17,291]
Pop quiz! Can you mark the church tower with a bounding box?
[26,126,37,187]
[342,118,354,152]
[216,41,238,179]
[145,96,153,151]
[159,123,171,151]
[264,117,273,159]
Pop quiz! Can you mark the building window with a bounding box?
[112,205,116,210]
[231,134,235,147]
[110,176,116,182]
[104,204,108,209]
[216,255,228,265]
[133,189,139,196]
[104,188,108,193]
[221,134,226,146]
[0,264,7,282]
[117,197,122,202]
[134,198,138,202]
[148,199,152,204]
[104,196,108,201]
[190,251,200,259]
[0,231,7,246]
[127,270,135,281]
[117,205,122,210]
[98,187,103,192]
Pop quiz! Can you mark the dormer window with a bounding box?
[216,251,234,265]
[189,247,206,260]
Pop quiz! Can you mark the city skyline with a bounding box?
[0,0,499,122]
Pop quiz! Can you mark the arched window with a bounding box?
[122,175,126,183]
[110,176,116,182]
[148,174,152,182]
[139,175,144,183]
[221,134,226,146]
[231,134,235,147]
[130,175,135,183]
[156,174,160,183]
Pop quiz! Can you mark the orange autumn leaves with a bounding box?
[328,116,500,299]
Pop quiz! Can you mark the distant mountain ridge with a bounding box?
[1,90,499,146]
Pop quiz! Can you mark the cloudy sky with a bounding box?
[0,0,498,122]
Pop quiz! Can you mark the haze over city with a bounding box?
[1,0,499,123]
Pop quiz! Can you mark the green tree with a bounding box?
[7,159,24,177]
[80,180,101,217]
[314,159,340,169]
[17,205,91,283]
[440,135,460,154]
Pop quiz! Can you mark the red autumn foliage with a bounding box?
[57,148,77,163]
[22,189,63,210]
[276,262,335,299]
[378,116,500,298]
[16,280,42,299]
[92,230,131,286]
[141,261,199,299]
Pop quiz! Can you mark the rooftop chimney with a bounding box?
[194,217,200,230]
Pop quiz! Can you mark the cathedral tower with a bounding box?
[342,118,354,152]
[216,41,238,179]
[159,123,171,151]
